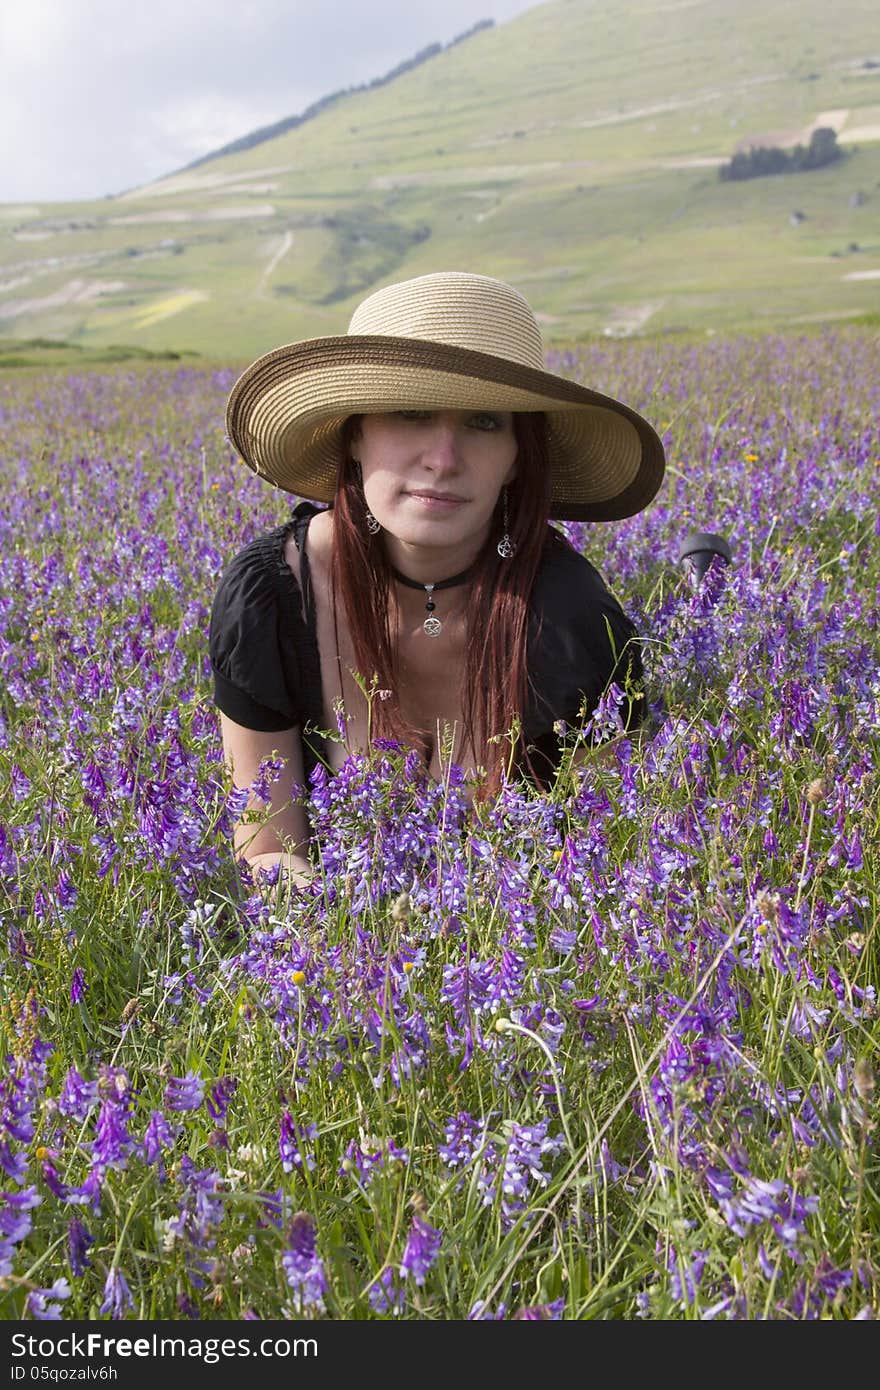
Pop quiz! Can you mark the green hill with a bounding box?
[2,0,879,357]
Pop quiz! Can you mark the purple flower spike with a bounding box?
[400,1211,442,1287]
[0,1185,41,1243]
[163,1071,205,1113]
[25,1277,71,1321]
[207,1076,238,1124]
[99,1267,135,1319]
[282,1212,327,1315]
[70,968,87,1005]
[176,1292,200,1319]
[468,1299,508,1319]
[142,1110,176,1169]
[279,1114,317,1174]
[58,1067,98,1122]
[367,1267,405,1316]
[513,1296,565,1319]
[67,1218,95,1277]
[92,1097,134,1169]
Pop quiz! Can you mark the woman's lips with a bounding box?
[406,492,466,509]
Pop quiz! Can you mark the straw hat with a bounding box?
[225,271,665,521]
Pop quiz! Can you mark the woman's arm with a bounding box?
[219,713,315,884]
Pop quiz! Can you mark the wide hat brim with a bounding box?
[226,334,665,521]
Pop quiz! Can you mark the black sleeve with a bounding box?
[524,543,645,740]
[209,530,303,732]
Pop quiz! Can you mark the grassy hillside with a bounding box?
[1,0,879,356]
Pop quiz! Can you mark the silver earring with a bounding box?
[353,458,380,534]
[497,486,515,558]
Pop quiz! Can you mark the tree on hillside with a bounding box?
[793,126,842,170]
[720,127,844,181]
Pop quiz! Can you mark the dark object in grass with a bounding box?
[678,532,732,587]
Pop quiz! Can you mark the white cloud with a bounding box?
[0,0,75,61]
[137,93,288,173]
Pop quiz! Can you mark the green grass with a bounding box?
[0,337,198,369]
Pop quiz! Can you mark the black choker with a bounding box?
[389,562,474,637]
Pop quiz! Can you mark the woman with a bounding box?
[210,271,665,883]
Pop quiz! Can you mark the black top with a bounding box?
[209,501,642,789]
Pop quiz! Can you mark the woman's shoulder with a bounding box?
[524,526,642,741]
[534,525,620,612]
[529,524,639,673]
[209,503,324,726]
[210,505,320,649]
[216,501,320,591]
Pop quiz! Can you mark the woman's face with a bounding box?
[351,409,518,560]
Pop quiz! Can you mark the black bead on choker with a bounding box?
[389,561,475,636]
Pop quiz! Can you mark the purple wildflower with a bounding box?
[10,765,31,800]
[0,1047,47,1182]
[707,1170,819,1251]
[58,1066,98,1121]
[785,1257,855,1319]
[282,1212,327,1315]
[502,1122,565,1196]
[256,1189,289,1229]
[206,1076,238,1124]
[468,1299,508,1319]
[25,1277,71,1321]
[599,1138,626,1185]
[667,1245,708,1307]
[251,756,288,805]
[584,681,627,741]
[0,1186,41,1244]
[441,959,495,1027]
[67,1218,94,1277]
[340,1134,407,1188]
[70,968,87,1004]
[367,1267,405,1315]
[56,870,77,911]
[438,1111,483,1171]
[496,1121,566,1221]
[1,1187,39,1269]
[92,1096,134,1169]
[549,924,578,953]
[64,1168,103,1213]
[81,762,107,811]
[163,1071,205,1113]
[142,1110,176,1170]
[99,1267,135,1319]
[513,1296,566,1319]
[400,1212,442,1286]
[168,1156,225,1251]
[279,1114,317,1174]
[40,1157,69,1200]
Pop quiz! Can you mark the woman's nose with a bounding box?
[421,419,461,470]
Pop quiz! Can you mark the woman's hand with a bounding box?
[244,851,316,889]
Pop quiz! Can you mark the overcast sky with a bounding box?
[1,0,541,205]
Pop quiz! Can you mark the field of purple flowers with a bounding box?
[0,327,877,1320]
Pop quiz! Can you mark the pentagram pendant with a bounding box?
[497,534,514,558]
[423,615,442,637]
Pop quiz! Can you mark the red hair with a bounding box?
[328,413,558,802]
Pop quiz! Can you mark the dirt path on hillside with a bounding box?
[118,165,293,201]
[257,230,294,297]
[0,278,128,321]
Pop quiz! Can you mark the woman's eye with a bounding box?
[469,413,502,431]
